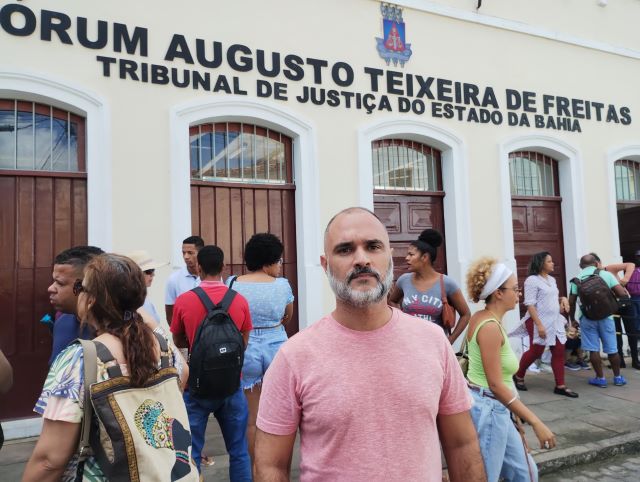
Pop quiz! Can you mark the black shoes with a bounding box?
[554,386,579,398]
[513,375,528,391]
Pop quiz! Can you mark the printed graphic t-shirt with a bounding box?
[396,273,460,326]
[257,308,472,482]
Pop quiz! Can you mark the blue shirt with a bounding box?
[49,314,93,365]
[165,267,200,305]
[226,277,294,328]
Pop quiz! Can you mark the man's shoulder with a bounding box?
[278,316,331,354]
[166,268,184,287]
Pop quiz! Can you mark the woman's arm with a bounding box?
[605,262,636,286]
[281,302,294,324]
[22,419,80,482]
[477,323,556,449]
[447,290,471,344]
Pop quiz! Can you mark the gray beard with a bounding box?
[327,258,394,307]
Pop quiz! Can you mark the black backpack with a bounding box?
[188,287,244,399]
[571,269,619,320]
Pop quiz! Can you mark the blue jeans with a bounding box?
[183,388,251,481]
[469,388,538,482]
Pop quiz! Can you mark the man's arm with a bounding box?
[254,429,296,482]
[437,411,486,482]
[165,304,174,326]
[569,293,578,324]
[613,284,628,298]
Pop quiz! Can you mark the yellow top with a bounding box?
[466,318,518,389]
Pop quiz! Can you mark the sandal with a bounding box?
[513,375,528,391]
[554,386,579,398]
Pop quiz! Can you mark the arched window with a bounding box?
[509,151,558,197]
[189,122,291,184]
[615,159,640,204]
[372,139,442,192]
[0,100,85,172]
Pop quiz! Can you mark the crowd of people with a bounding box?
[2,206,638,481]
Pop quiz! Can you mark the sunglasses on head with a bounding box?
[73,279,84,296]
[144,269,156,275]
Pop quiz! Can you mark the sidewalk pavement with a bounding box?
[1,361,639,481]
[520,360,640,476]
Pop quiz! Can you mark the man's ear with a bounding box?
[320,255,328,273]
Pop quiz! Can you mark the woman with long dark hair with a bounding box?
[23,254,191,481]
[389,228,471,343]
[513,251,578,397]
[466,257,555,481]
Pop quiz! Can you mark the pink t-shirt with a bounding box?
[257,308,472,481]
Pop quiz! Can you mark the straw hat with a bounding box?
[126,250,168,271]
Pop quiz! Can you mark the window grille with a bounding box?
[372,139,442,191]
[509,151,558,197]
[614,159,640,202]
[0,99,85,172]
[189,122,292,184]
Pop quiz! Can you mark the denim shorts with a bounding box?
[241,326,288,390]
[580,316,617,354]
[469,387,538,482]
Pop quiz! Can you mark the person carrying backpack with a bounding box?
[23,253,196,482]
[624,249,640,368]
[568,253,630,388]
[171,245,253,481]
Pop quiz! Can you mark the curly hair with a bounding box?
[244,233,284,271]
[466,256,498,303]
[410,229,443,264]
[83,254,157,387]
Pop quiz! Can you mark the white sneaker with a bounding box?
[539,362,553,373]
[527,364,541,374]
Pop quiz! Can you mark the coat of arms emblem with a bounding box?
[376,3,412,67]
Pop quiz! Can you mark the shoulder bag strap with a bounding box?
[77,340,97,464]
[93,341,123,378]
[440,274,448,305]
[151,330,172,369]
[191,286,216,312]
[228,275,237,290]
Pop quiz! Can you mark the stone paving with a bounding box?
[541,453,640,481]
[1,358,639,480]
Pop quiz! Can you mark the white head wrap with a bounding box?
[479,263,513,300]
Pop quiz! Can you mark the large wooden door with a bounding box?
[371,139,446,278]
[512,197,566,295]
[510,152,566,310]
[374,193,446,279]
[191,183,298,335]
[0,172,87,419]
[189,122,298,335]
[0,99,87,420]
